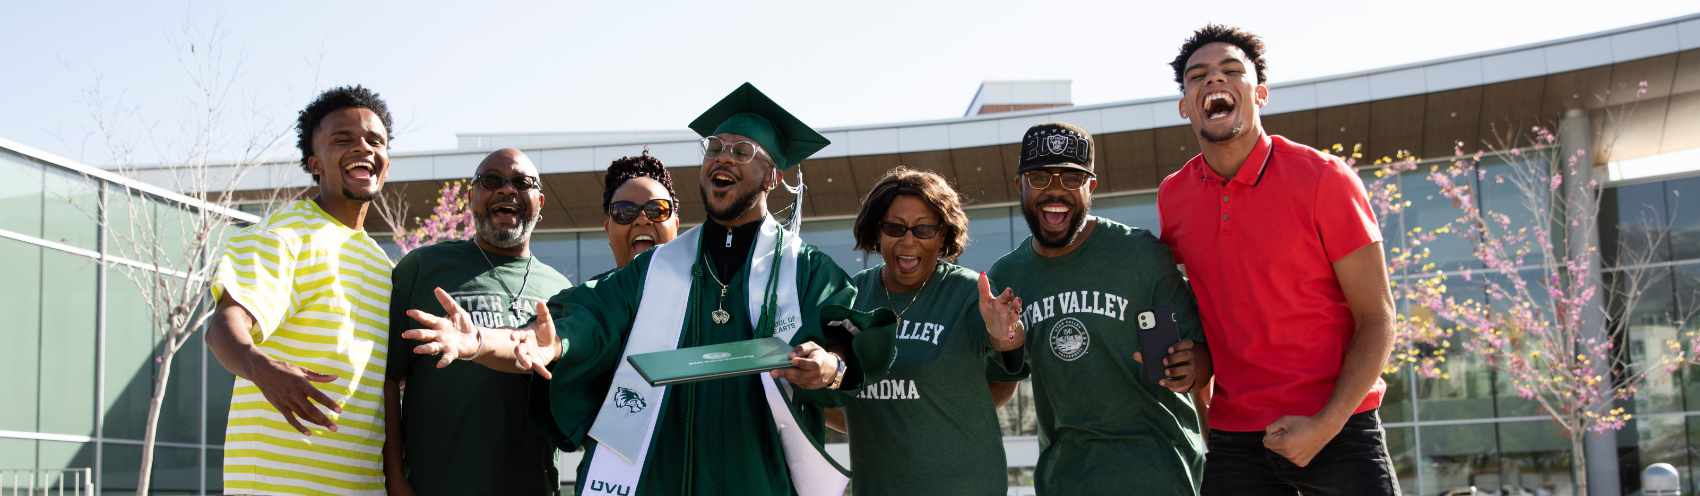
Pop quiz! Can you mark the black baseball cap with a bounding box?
[1018,122,1094,175]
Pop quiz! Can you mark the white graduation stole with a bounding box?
[582,217,849,496]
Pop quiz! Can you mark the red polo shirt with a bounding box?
[1157,133,1384,432]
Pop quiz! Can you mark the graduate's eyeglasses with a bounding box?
[607,198,675,225]
[879,222,944,240]
[474,173,542,192]
[1022,169,1093,191]
[700,137,764,164]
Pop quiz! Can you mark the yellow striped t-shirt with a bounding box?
[211,199,393,496]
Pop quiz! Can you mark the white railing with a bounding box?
[0,469,94,496]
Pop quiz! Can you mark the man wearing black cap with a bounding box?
[400,83,894,496]
[986,122,1212,494]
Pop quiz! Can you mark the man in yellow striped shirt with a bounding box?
[206,85,397,495]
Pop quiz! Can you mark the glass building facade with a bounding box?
[0,144,254,494]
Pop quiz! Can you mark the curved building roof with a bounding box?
[155,13,1700,231]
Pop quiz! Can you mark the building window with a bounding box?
[38,250,98,436]
[1096,194,1160,236]
[1666,176,1700,262]
[801,219,863,273]
[0,239,43,432]
[1,151,45,238]
[959,207,1013,272]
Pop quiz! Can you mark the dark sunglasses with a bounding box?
[1022,169,1093,190]
[474,173,542,191]
[607,198,675,225]
[879,221,944,240]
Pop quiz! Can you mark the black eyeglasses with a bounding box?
[474,173,542,191]
[607,198,675,225]
[879,221,944,240]
[700,136,764,164]
[1022,169,1093,190]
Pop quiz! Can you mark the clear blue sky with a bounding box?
[4,0,1696,165]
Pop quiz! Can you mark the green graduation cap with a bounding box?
[689,82,831,170]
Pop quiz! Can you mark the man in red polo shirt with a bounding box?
[1158,25,1400,495]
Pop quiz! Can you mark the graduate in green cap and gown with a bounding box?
[401,82,896,496]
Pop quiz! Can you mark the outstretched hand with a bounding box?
[510,301,561,379]
[402,287,484,368]
[977,272,1024,352]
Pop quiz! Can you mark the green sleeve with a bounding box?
[386,251,421,381]
[549,252,649,384]
[546,253,650,451]
[793,247,895,406]
[1139,235,1205,344]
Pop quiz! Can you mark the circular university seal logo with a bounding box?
[703,351,732,360]
[1048,317,1090,362]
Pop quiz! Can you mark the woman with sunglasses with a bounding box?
[833,167,1027,495]
[601,152,680,270]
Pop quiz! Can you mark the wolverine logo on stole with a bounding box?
[613,387,648,414]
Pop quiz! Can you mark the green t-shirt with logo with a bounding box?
[841,262,1028,496]
[388,240,573,495]
[988,217,1206,495]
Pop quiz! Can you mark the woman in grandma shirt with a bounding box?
[827,166,1028,495]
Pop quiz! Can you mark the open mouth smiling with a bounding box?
[344,161,378,182]
[631,233,656,253]
[489,201,522,223]
[1040,201,1071,228]
[893,254,921,273]
[709,169,738,188]
[1203,91,1237,121]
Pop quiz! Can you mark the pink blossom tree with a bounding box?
[1365,82,1699,495]
[376,179,476,255]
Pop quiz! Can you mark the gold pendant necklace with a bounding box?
[704,255,732,325]
[475,242,535,323]
[883,265,932,322]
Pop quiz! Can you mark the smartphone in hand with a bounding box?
[1137,304,1181,386]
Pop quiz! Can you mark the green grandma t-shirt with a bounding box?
[988,217,1206,495]
[841,262,1028,496]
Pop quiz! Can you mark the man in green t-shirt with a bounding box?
[383,148,573,495]
[987,122,1213,495]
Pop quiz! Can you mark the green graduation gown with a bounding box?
[547,220,891,496]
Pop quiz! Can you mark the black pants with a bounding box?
[1201,409,1401,496]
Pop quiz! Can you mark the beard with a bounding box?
[340,184,378,202]
[701,183,764,224]
[475,208,539,249]
[1199,120,1245,143]
[1021,198,1089,249]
